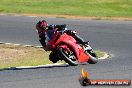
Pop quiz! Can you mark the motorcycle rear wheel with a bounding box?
[59,47,78,66]
[49,52,59,63]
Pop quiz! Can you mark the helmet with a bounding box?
[36,20,48,34]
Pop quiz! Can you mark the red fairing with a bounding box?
[57,33,89,63]
[58,45,70,53]
[48,30,89,63]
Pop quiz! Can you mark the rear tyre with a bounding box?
[59,47,78,66]
[49,52,59,63]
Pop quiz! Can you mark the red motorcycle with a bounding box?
[47,29,98,66]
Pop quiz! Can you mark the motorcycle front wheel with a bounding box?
[59,47,78,66]
[87,50,98,64]
[83,44,98,64]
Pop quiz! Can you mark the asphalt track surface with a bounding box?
[0,15,132,88]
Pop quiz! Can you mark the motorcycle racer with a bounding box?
[36,20,86,51]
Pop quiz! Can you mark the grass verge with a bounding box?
[0,0,132,18]
[0,44,103,69]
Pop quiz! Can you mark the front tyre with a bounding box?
[87,50,98,64]
[59,47,78,66]
[83,44,98,64]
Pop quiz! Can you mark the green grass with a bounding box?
[0,44,51,69]
[0,44,103,69]
[95,50,104,58]
[0,0,132,17]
